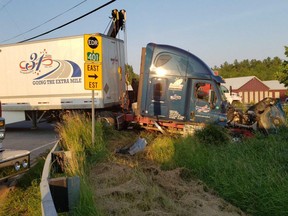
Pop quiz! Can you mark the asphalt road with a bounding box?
[3,121,59,163]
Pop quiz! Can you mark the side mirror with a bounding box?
[209,90,216,109]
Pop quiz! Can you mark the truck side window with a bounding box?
[194,82,218,103]
[195,82,209,102]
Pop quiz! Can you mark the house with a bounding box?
[262,80,287,101]
[222,76,287,104]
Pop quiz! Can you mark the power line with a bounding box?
[18,0,116,43]
[1,0,88,43]
[0,0,13,12]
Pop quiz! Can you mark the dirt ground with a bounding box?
[90,138,247,216]
[0,184,10,203]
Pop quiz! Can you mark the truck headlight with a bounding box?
[14,162,21,171]
[22,159,29,168]
[0,132,5,139]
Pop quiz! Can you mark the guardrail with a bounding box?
[40,141,80,216]
[40,141,59,216]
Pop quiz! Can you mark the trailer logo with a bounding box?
[168,78,183,91]
[19,50,53,74]
[19,49,82,86]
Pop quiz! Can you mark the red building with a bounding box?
[223,76,287,104]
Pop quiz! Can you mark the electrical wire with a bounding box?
[104,19,113,35]
[1,0,87,43]
[18,0,116,43]
[0,0,13,12]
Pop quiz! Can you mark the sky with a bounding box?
[0,0,287,73]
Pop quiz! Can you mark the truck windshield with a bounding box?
[219,85,228,101]
[151,44,217,78]
[220,85,229,93]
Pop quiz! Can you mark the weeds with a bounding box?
[194,123,231,146]
[5,112,286,216]
[169,125,288,216]
[59,112,288,216]
[55,112,110,215]
[145,135,175,165]
[71,177,102,216]
[137,123,288,215]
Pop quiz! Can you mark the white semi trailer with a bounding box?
[0,9,127,182]
[0,33,126,126]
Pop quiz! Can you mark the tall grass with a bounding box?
[2,107,284,215]
[57,112,288,215]
[56,112,108,215]
[154,125,288,216]
[146,135,175,165]
[56,112,107,176]
[71,177,101,216]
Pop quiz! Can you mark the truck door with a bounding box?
[146,77,169,118]
[189,80,221,124]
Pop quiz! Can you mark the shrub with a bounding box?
[146,135,175,165]
[194,124,230,146]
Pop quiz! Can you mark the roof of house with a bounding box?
[262,80,286,90]
[222,76,261,89]
[222,76,287,90]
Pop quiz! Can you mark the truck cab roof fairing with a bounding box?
[146,43,224,83]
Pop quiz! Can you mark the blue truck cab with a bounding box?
[137,43,228,134]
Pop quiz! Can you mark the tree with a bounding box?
[213,56,282,80]
[276,46,288,87]
[125,64,139,84]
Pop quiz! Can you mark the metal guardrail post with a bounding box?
[40,141,59,216]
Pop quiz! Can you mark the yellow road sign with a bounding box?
[84,63,102,90]
[84,34,102,62]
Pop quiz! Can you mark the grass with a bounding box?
[152,125,288,216]
[87,114,288,215]
[71,177,101,216]
[55,112,110,215]
[54,107,288,215]
[1,112,109,216]
[3,111,287,215]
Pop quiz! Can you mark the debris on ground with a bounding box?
[116,137,147,155]
[90,162,246,216]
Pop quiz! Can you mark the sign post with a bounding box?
[84,34,102,146]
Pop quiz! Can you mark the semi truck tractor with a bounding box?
[130,43,286,135]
